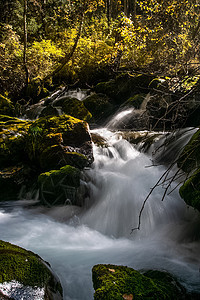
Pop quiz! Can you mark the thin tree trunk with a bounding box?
[124,0,128,16]
[23,0,29,87]
[133,0,136,21]
[106,0,110,27]
[43,13,84,82]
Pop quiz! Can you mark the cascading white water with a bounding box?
[0,127,200,299]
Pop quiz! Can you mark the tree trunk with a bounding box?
[124,0,128,16]
[106,0,110,27]
[23,0,29,87]
[43,13,84,82]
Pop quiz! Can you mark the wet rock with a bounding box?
[0,164,34,201]
[38,165,82,206]
[92,264,188,300]
[94,73,154,104]
[83,93,114,124]
[0,240,63,300]
[25,114,93,171]
[0,116,31,168]
[53,96,92,122]
[25,77,49,103]
[0,95,15,116]
[179,169,200,212]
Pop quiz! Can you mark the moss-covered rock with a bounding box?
[53,96,92,122]
[83,93,114,124]
[177,129,200,173]
[179,169,200,212]
[94,73,153,104]
[25,114,93,171]
[92,264,187,300]
[0,165,34,201]
[123,94,146,109]
[0,116,31,168]
[0,95,15,116]
[0,240,63,299]
[25,78,49,103]
[38,165,82,206]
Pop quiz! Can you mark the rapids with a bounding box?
[0,126,200,299]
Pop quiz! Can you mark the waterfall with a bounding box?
[0,126,200,299]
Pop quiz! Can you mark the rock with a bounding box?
[83,93,114,124]
[53,96,92,122]
[94,73,154,104]
[179,169,200,212]
[25,78,49,103]
[92,264,188,300]
[25,114,93,171]
[0,240,63,300]
[0,95,15,116]
[0,165,34,201]
[0,116,31,168]
[123,94,146,109]
[38,165,82,206]
[177,129,200,173]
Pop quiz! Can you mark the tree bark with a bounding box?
[23,0,29,87]
[106,0,110,27]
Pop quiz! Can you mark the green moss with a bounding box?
[0,94,15,116]
[124,94,146,109]
[55,97,92,122]
[25,114,91,170]
[25,77,49,102]
[0,117,31,167]
[179,168,200,211]
[0,240,52,287]
[92,264,186,300]
[94,73,153,104]
[177,129,200,173]
[83,93,114,123]
[38,165,81,206]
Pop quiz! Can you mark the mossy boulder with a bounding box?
[123,94,146,109]
[0,240,63,299]
[92,264,187,300]
[53,96,92,122]
[177,129,200,173]
[25,78,49,103]
[179,169,200,212]
[0,116,31,168]
[38,165,82,206]
[0,165,34,201]
[25,114,93,171]
[0,95,15,116]
[83,93,114,124]
[94,73,153,104]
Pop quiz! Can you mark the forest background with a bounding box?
[1,0,200,100]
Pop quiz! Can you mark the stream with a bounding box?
[0,108,200,299]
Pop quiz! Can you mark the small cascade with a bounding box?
[0,121,199,298]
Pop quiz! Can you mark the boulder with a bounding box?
[25,114,93,171]
[83,93,114,124]
[0,115,31,168]
[94,73,154,104]
[123,94,146,109]
[53,96,92,122]
[0,240,63,300]
[0,95,15,116]
[92,264,189,300]
[25,78,49,103]
[0,164,34,201]
[38,165,82,206]
[179,169,200,212]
